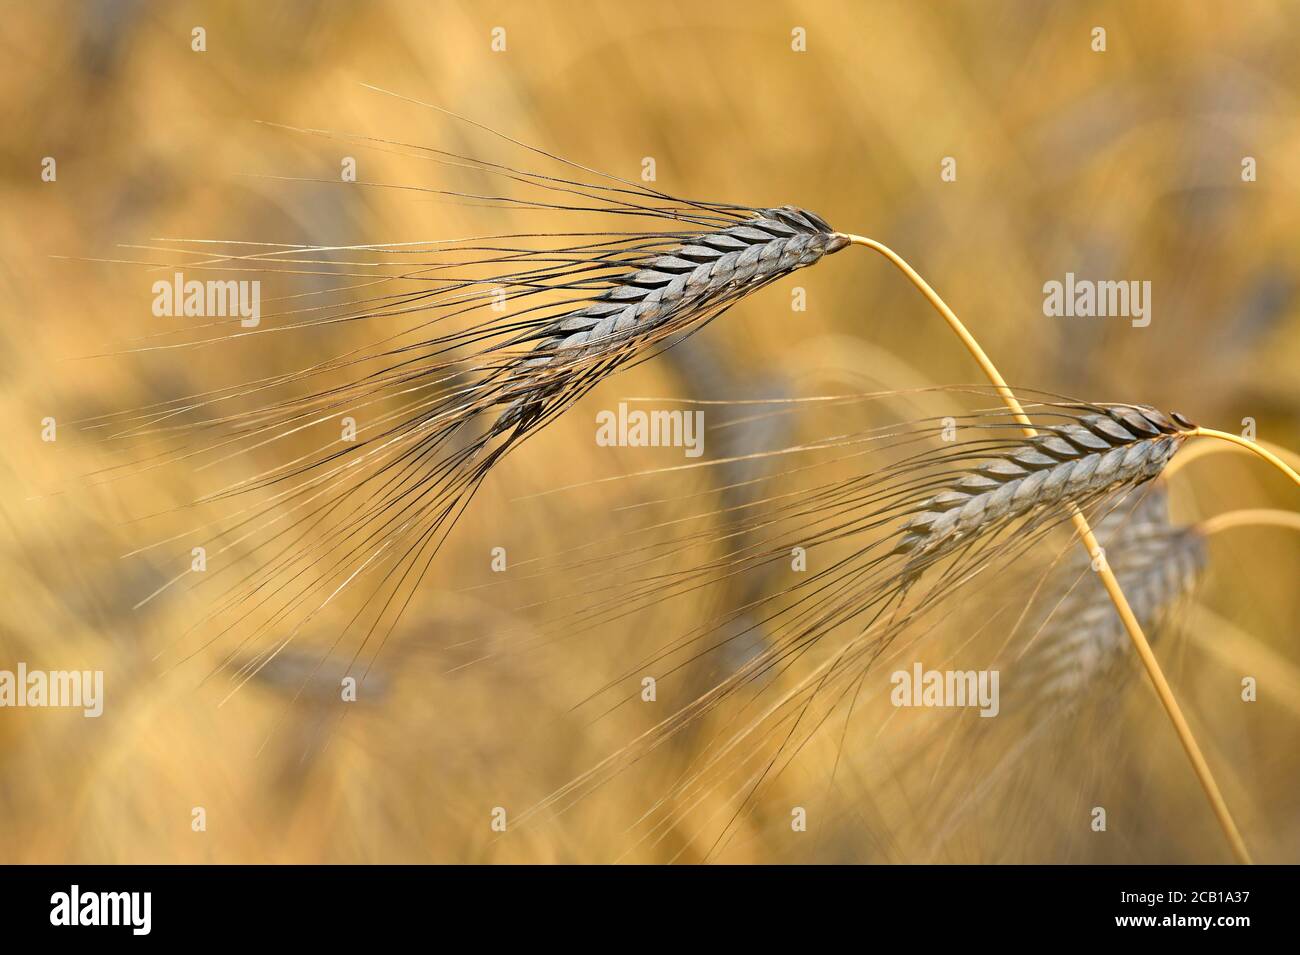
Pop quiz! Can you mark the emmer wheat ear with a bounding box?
[486,207,847,440]
[894,405,1185,566]
[93,118,854,693]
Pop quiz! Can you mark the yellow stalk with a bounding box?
[1182,428,1300,488]
[1198,508,1300,537]
[1165,430,1300,479]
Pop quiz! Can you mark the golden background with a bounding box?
[1,0,1297,863]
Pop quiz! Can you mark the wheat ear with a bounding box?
[837,233,1252,864]
[1019,486,1206,714]
[488,207,847,438]
[894,405,1185,565]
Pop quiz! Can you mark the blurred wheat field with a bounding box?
[1,0,1298,864]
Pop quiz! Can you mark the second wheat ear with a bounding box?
[836,231,1255,864]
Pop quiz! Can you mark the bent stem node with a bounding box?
[839,232,1253,865]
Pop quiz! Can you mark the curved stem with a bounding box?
[1198,508,1300,538]
[839,232,1253,865]
[1166,430,1300,478]
[1183,428,1300,487]
[839,236,1032,425]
